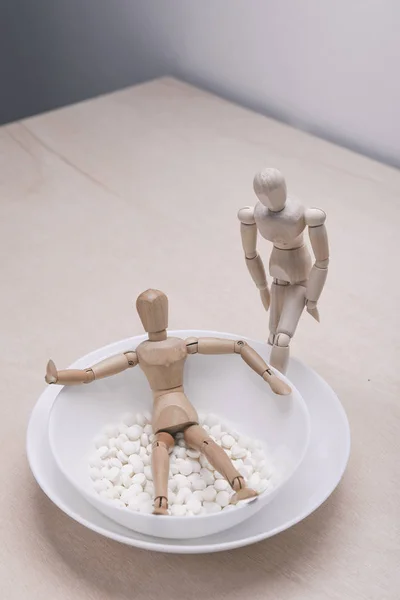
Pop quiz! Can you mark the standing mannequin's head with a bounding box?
[253,168,287,212]
[136,289,168,337]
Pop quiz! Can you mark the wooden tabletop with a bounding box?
[1,77,399,600]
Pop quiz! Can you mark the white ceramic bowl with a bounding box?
[48,331,311,539]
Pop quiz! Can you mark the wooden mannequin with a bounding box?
[238,168,329,374]
[45,289,291,515]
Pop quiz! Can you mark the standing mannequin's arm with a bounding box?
[238,206,270,311]
[45,351,138,385]
[185,337,291,395]
[305,208,329,321]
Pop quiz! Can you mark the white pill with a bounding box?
[176,447,187,459]
[221,434,235,449]
[122,485,141,499]
[231,430,240,441]
[171,504,187,516]
[146,444,153,455]
[143,465,153,481]
[177,438,186,448]
[214,479,229,491]
[209,424,222,440]
[145,481,154,495]
[128,455,144,473]
[112,499,125,508]
[143,423,152,435]
[191,478,206,491]
[203,501,221,514]
[108,447,118,458]
[187,473,201,484]
[127,425,143,440]
[127,497,140,510]
[199,468,215,486]
[168,490,177,505]
[170,464,179,475]
[191,461,201,473]
[233,459,244,469]
[123,441,140,455]
[186,448,200,459]
[186,498,202,514]
[239,466,252,479]
[109,458,123,469]
[249,473,261,488]
[88,455,103,468]
[113,485,124,496]
[140,433,149,447]
[139,502,153,514]
[117,450,129,464]
[116,435,128,450]
[168,478,178,492]
[94,434,109,448]
[178,460,193,476]
[121,474,132,487]
[105,467,120,482]
[137,491,151,503]
[231,444,247,459]
[109,437,119,449]
[135,412,146,427]
[121,464,134,476]
[103,424,119,437]
[142,454,151,466]
[192,490,204,502]
[214,471,224,480]
[96,446,110,459]
[121,412,135,426]
[118,423,128,435]
[132,472,146,486]
[202,486,217,502]
[216,491,230,507]
[175,488,192,505]
[93,479,111,492]
[204,414,219,427]
[173,474,191,489]
[89,467,102,480]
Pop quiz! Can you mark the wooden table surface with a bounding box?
[1,78,399,600]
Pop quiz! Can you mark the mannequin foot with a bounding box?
[153,496,168,515]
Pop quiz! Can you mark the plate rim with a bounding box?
[27,330,351,554]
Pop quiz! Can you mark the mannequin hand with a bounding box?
[262,371,291,395]
[259,287,270,311]
[45,359,58,384]
[306,300,320,322]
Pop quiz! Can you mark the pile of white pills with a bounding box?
[89,412,276,516]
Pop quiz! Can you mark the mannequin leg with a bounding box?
[184,425,257,503]
[268,279,288,345]
[152,431,174,515]
[270,283,306,374]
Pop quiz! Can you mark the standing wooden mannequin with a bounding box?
[45,289,291,515]
[238,168,329,374]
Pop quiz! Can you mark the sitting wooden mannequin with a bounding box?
[45,289,290,515]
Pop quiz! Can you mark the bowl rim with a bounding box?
[47,329,311,522]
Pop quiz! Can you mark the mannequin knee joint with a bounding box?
[275,333,290,347]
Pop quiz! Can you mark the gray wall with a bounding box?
[0,0,166,124]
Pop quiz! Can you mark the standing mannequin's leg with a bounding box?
[184,425,257,503]
[270,283,306,374]
[268,279,288,345]
[152,431,174,515]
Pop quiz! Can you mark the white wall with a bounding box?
[138,0,400,167]
[0,0,166,124]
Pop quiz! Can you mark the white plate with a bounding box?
[27,331,350,554]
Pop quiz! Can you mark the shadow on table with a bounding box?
[31,483,346,599]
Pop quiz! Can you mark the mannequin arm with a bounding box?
[45,351,138,385]
[305,208,329,321]
[238,206,270,311]
[186,337,290,395]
